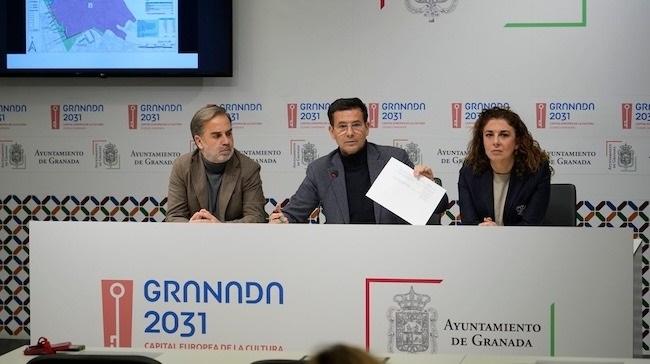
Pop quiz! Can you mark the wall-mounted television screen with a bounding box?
[0,0,232,77]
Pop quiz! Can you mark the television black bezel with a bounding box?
[0,0,232,77]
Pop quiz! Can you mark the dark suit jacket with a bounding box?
[282,142,448,224]
[165,149,267,223]
[458,161,551,225]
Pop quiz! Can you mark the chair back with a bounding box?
[429,177,443,225]
[542,183,577,226]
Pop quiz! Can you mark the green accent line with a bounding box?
[550,303,556,356]
[505,0,587,28]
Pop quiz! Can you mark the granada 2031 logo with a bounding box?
[535,102,596,129]
[50,104,104,129]
[621,103,650,129]
[101,280,134,347]
[128,104,183,130]
[287,102,330,129]
[451,102,510,128]
[101,278,286,347]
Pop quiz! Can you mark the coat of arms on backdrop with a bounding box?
[387,286,438,353]
[405,0,459,22]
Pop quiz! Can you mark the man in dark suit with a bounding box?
[269,97,448,224]
[165,105,266,223]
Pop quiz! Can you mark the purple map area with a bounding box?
[50,0,136,39]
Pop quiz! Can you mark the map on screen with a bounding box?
[8,0,197,69]
[27,0,178,54]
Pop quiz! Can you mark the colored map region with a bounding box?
[26,0,178,53]
[50,0,135,40]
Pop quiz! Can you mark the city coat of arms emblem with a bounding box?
[405,0,459,22]
[301,142,317,165]
[617,144,635,171]
[102,143,120,168]
[387,286,438,353]
[404,142,421,165]
[9,142,25,168]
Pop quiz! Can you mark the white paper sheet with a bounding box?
[366,157,447,225]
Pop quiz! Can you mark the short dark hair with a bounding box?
[189,104,232,137]
[327,98,368,126]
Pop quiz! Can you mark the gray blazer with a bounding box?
[282,142,448,224]
[165,149,267,223]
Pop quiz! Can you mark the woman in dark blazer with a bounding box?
[458,107,552,226]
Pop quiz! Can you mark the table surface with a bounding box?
[1,346,647,364]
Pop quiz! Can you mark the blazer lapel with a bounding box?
[329,152,350,224]
[190,152,210,211]
[218,153,240,221]
[366,143,384,222]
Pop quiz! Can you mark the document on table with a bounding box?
[366,157,447,225]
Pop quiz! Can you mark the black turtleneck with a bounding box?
[202,154,228,216]
[340,143,375,224]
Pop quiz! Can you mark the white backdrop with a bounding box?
[0,0,648,352]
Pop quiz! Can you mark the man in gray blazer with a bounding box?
[165,105,266,223]
[269,98,448,224]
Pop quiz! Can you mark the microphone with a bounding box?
[329,170,338,179]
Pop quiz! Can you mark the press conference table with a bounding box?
[27,223,633,357]
[0,347,648,364]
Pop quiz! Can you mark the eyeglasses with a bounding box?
[333,122,366,134]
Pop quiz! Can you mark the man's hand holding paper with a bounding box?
[366,157,447,225]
